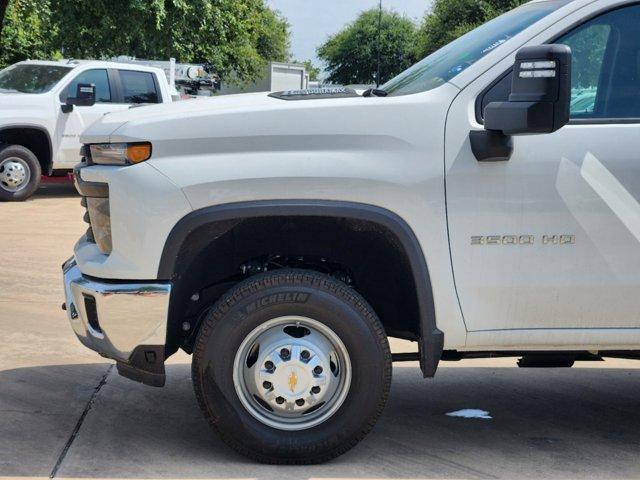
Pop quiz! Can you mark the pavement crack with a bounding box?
[49,364,113,479]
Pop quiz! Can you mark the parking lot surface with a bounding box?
[1,183,640,480]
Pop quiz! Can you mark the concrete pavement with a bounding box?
[1,184,640,479]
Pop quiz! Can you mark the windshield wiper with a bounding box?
[362,88,388,97]
[0,88,21,94]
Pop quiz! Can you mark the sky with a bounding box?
[267,0,432,67]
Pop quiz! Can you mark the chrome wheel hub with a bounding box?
[259,342,330,414]
[234,316,351,431]
[0,158,30,192]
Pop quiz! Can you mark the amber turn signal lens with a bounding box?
[126,143,152,164]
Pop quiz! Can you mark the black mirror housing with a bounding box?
[484,44,571,135]
[67,83,96,107]
[484,100,555,135]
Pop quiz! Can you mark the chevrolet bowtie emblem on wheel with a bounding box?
[288,370,298,392]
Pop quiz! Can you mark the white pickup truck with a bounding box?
[62,0,640,465]
[0,60,173,201]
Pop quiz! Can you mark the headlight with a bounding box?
[89,142,152,166]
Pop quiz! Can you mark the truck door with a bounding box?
[57,69,129,168]
[445,4,640,342]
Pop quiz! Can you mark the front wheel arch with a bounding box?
[160,200,443,377]
[0,126,53,175]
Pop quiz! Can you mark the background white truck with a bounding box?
[63,0,640,465]
[0,60,176,201]
[0,58,311,201]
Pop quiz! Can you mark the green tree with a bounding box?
[416,0,525,58]
[0,0,9,35]
[52,0,290,83]
[317,9,417,85]
[255,7,290,64]
[0,0,57,67]
[1,0,291,84]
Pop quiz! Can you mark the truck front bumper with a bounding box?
[62,257,171,387]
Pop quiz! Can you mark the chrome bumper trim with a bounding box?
[62,258,171,363]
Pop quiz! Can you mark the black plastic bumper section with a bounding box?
[116,345,166,387]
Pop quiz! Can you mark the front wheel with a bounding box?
[0,145,42,202]
[192,269,391,464]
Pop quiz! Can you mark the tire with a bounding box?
[0,144,42,202]
[192,269,392,464]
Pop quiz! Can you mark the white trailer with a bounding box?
[218,62,309,95]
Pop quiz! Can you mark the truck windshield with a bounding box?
[382,0,570,96]
[0,64,73,94]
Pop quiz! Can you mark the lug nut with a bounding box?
[263,381,272,389]
[313,366,323,375]
[276,396,285,404]
[280,348,290,359]
[300,350,310,360]
[311,386,321,394]
[295,399,305,406]
[265,361,275,371]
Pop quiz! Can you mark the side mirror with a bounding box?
[471,44,572,161]
[67,83,96,108]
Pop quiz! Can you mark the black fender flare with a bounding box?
[0,124,54,175]
[158,200,444,377]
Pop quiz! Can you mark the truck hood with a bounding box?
[0,91,47,108]
[83,89,391,144]
[114,91,283,122]
[0,92,54,128]
[81,91,287,143]
[91,89,367,128]
[81,86,459,161]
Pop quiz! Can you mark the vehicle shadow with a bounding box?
[1,363,640,479]
[33,182,78,199]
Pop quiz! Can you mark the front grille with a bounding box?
[86,197,112,253]
[78,158,97,245]
[77,153,111,254]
